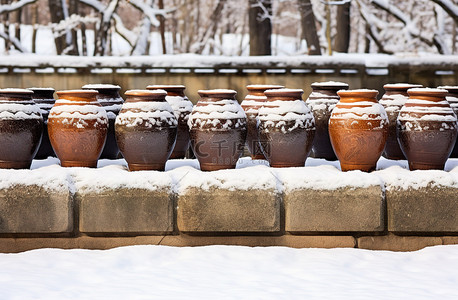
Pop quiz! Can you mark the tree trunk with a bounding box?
[15,8,21,44]
[158,0,166,54]
[297,0,321,55]
[48,0,67,54]
[68,0,79,55]
[32,3,37,53]
[334,1,350,53]
[94,0,119,56]
[249,0,271,55]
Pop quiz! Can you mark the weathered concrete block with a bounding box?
[177,187,280,232]
[176,166,280,232]
[284,185,385,232]
[0,184,73,234]
[386,185,458,233]
[75,166,174,235]
[358,234,443,251]
[78,187,173,234]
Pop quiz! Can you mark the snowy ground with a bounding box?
[0,245,457,299]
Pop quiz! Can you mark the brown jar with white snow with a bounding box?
[188,89,247,171]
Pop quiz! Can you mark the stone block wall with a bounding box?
[0,158,457,253]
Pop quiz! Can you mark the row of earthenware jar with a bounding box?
[0,83,457,172]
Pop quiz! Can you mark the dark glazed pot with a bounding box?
[398,88,457,170]
[380,83,422,160]
[48,90,108,168]
[0,89,43,169]
[115,90,177,171]
[82,84,124,159]
[240,84,284,159]
[438,86,458,158]
[306,81,349,160]
[329,89,388,172]
[28,87,56,159]
[258,88,315,168]
[188,89,247,171]
[146,85,193,159]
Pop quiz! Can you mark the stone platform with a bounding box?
[0,157,457,252]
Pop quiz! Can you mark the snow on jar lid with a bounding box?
[125,89,167,97]
[27,87,55,91]
[311,81,349,87]
[246,84,284,90]
[147,84,186,89]
[438,86,458,91]
[337,89,379,97]
[0,88,33,94]
[407,87,448,96]
[198,89,236,95]
[82,84,121,90]
[383,83,422,89]
[264,88,304,96]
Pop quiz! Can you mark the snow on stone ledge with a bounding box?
[2,157,457,194]
[0,163,71,193]
[70,164,173,193]
[274,164,384,192]
[170,163,278,194]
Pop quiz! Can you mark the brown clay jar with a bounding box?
[306,81,349,161]
[82,84,124,159]
[240,84,284,159]
[146,85,193,159]
[48,90,108,168]
[379,83,422,160]
[28,87,56,159]
[438,86,458,158]
[329,89,388,172]
[258,88,315,168]
[188,89,247,171]
[0,89,43,169]
[397,88,457,170]
[115,90,177,171]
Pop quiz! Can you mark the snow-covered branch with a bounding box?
[0,0,36,15]
[0,30,27,52]
[128,0,173,27]
[251,0,272,22]
[430,0,458,24]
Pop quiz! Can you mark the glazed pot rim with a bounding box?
[82,84,121,90]
[56,89,98,96]
[147,84,186,90]
[0,88,33,94]
[383,83,423,90]
[337,89,379,98]
[246,84,285,90]
[264,88,303,96]
[198,89,237,98]
[407,88,448,97]
[125,89,167,96]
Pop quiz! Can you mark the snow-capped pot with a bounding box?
[82,84,124,159]
[305,81,349,161]
[48,90,108,168]
[258,88,315,168]
[28,87,56,159]
[188,89,247,171]
[0,89,43,169]
[115,90,177,171]
[241,84,284,160]
[146,85,193,159]
[398,88,458,170]
[438,86,458,158]
[379,83,422,160]
[329,89,388,172]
